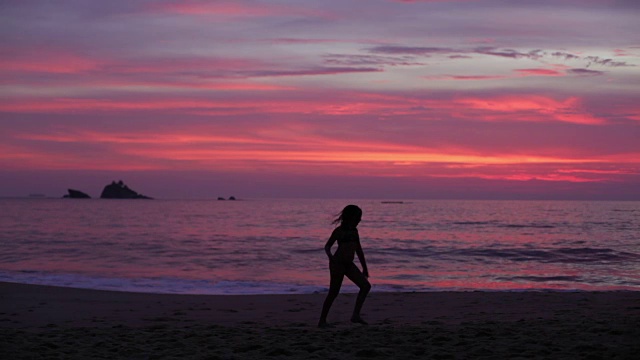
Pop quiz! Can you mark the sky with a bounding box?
[1,0,639,200]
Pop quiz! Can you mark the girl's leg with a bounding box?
[345,263,371,324]
[318,262,345,327]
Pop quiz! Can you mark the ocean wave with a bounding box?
[450,221,555,229]
[499,224,555,229]
[496,275,581,283]
[2,198,639,293]
[0,271,326,295]
[444,247,640,264]
[452,221,498,226]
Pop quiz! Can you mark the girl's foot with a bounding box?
[351,316,368,325]
[318,321,335,328]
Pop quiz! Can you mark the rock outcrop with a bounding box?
[100,180,152,199]
[63,189,91,199]
[218,196,237,200]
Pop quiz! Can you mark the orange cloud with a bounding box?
[96,80,294,92]
[0,95,405,116]
[434,64,578,82]
[557,168,638,175]
[436,75,507,81]
[0,91,609,127]
[455,96,604,125]
[627,113,640,121]
[514,68,564,77]
[0,54,101,74]
[5,125,638,184]
[14,128,606,167]
[109,57,263,74]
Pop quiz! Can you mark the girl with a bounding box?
[318,205,371,327]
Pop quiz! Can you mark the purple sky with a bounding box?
[1,0,639,199]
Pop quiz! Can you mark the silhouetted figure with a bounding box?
[319,205,371,327]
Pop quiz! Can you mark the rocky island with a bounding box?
[100,180,152,199]
[63,189,91,199]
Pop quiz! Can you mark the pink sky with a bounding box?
[1,0,639,199]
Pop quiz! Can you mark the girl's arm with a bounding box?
[324,231,338,261]
[355,241,369,277]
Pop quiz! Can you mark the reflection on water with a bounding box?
[0,198,638,294]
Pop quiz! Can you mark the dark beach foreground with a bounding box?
[1,282,639,359]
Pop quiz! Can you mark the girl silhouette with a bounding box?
[318,205,371,327]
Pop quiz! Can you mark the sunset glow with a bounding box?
[1,0,639,199]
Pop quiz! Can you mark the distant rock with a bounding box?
[63,189,91,199]
[100,180,152,199]
[218,196,237,200]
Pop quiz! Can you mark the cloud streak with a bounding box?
[368,45,634,68]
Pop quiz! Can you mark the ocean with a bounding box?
[0,198,638,294]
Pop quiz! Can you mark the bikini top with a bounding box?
[337,226,359,245]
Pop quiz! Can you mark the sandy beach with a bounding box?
[1,282,639,359]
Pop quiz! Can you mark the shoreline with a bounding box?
[2,277,637,295]
[2,282,639,358]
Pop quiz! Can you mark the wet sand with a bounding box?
[1,282,639,358]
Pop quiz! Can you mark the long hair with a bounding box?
[332,204,362,226]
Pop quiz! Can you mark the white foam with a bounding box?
[0,271,329,295]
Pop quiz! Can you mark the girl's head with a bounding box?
[332,204,362,227]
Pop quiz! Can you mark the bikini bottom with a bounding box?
[329,260,358,275]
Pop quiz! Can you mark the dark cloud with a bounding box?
[367,44,634,70]
[584,56,634,68]
[551,51,580,61]
[368,45,548,61]
[567,68,606,76]
[473,47,545,60]
[323,54,425,67]
[475,49,633,68]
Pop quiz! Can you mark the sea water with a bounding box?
[0,198,638,294]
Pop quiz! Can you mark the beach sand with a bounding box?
[1,282,639,359]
